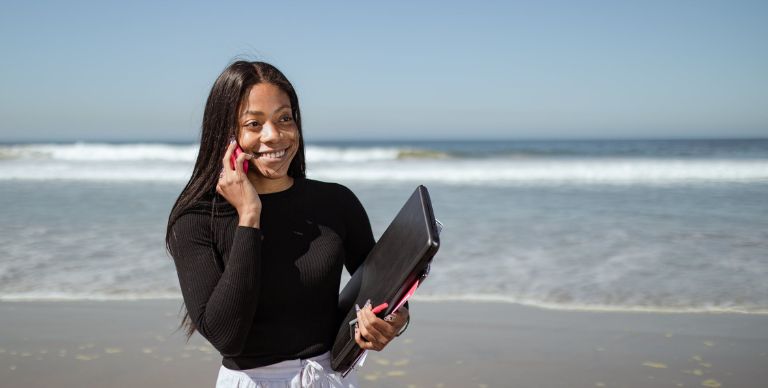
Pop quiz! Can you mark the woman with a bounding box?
[165,61,410,387]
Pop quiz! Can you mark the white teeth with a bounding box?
[259,149,286,159]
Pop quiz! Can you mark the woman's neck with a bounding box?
[246,174,294,194]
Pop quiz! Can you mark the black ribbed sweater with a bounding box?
[168,177,376,370]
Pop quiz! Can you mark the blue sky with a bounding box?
[1,0,766,142]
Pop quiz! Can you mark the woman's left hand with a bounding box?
[354,304,409,351]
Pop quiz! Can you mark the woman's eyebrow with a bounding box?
[241,105,291,117]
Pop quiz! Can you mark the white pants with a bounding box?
[215,351,358,388]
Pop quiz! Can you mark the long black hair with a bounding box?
[165,61,306,341]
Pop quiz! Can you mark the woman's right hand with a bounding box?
[217,140,262,228]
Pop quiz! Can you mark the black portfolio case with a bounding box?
[331,185,440,374]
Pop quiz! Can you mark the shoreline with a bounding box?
[2,296,766,316]
[2,299,767,387]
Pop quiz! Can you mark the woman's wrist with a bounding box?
[238,212,261,228]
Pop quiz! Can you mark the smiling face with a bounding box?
[237,83,299,185]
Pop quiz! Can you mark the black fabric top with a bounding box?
[168,177,376,370]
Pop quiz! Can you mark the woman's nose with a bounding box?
[260,121,278,142]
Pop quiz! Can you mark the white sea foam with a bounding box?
[311,159,768,184]
[0,143,409,163]
[1,156,766,184]
[306,146,403,162]
[0,142,199,161]
[2,142,766,184]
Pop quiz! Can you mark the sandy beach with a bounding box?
[1,300,766,388]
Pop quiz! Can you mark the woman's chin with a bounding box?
[249,155,294,181]
[251,165,289,180]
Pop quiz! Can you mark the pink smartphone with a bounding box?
[230,144,249,174]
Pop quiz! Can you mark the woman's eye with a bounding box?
[280,116,292,122]
[246,122,261,128]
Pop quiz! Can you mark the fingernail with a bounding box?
[365,299,371,308]
[229,136,235,144]
[355,304,361,312]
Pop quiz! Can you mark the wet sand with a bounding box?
[1,300,766,387]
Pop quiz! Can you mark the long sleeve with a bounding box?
[169,213,263,357]
[338,185,376,276]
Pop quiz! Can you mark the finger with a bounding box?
[234,149,251,175]
[222,140,236,172]
[356,310,376,347]
[363,309,395,341]
[360,306,388,345]
[356,310,370,341]
[354,323,371,349]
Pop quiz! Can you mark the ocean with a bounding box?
[1,138,767,314]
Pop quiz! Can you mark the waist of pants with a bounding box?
[220,351,333,378]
